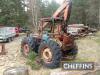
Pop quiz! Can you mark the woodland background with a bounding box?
[0,0,99,29]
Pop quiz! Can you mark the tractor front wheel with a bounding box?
[21,37,38,57]
[21,38,30,57]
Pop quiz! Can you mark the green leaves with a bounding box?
[40,0,59,17]
[0,0,28,26]
[26,51,42,70]
[69,0,99,28]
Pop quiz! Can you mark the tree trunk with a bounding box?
[27,0,40,32]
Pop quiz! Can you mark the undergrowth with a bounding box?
[26,51,42,70]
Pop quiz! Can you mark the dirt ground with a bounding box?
[0,32,100,75]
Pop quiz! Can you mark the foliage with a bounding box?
[40,0,59,17]
[39,0,99,28]
[69,0,99,28]
[0,0,99,28]
[0,0,28,26]
[26,51,42,70]
[27,0,59,30]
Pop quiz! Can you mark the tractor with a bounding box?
[21,0,78,68]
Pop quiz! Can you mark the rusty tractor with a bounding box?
[21,0,78,68]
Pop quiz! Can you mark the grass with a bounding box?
[95,31,100,44]
[95,70,100,75]
[72,36,99,62]
[94,32,100,55]
[95,38,100,44]
[26,51,42,70]
[95,32,100,43]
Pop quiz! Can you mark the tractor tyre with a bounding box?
[21,37,38,57]
[38,40,62,69]
[65,45,78,60]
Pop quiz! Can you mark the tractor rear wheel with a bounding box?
[38,40,62,69]
[66,49,78,60]
[63,45,78,60]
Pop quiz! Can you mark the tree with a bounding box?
[40,0,59,17]
[69,0,99,28]
[69,0,88,24]
[27,0,42,31]
[86,0,99,28]
[27,0,59,31]
[0,0,28,26]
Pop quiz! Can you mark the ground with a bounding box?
[0,32,100,75]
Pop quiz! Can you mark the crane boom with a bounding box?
[53,0,72,22]
[40,0,72,32]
